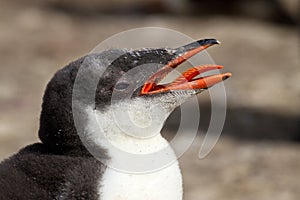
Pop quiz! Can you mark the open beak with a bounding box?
[139,39,231,95]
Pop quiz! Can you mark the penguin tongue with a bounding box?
[140,39,231,95]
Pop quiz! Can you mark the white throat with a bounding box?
[85,98,173,156]
[82,99,183,200]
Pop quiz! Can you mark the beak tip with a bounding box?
[194,38,220,47]
[222,73,232,81]
[208,39,220,45]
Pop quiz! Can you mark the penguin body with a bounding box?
[99,161,182,200]
[0,39,230,200]
[0,50,178,200]
[0,143,103,199]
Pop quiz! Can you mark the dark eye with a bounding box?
[115,82,130,90]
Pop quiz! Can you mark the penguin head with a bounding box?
[38,39,231,155]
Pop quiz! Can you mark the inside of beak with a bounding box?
[139,39,231,95]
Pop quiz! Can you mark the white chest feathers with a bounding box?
[98,162,183,200]
[83,103,183,200]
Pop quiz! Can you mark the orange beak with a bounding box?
[140,39,232,95]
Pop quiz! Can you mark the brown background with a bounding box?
[0,0,299,199]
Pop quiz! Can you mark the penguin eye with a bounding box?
[115,82,130,90]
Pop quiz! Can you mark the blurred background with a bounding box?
[0,0,299,199]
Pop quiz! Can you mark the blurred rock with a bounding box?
[181,137,300,200]
[278,0,299,22]
[12,0,298,24]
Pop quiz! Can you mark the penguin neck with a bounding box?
[84,105,170,159]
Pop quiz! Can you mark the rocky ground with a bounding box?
[0,1,299,199]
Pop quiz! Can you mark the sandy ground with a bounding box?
[0,1,299,199]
